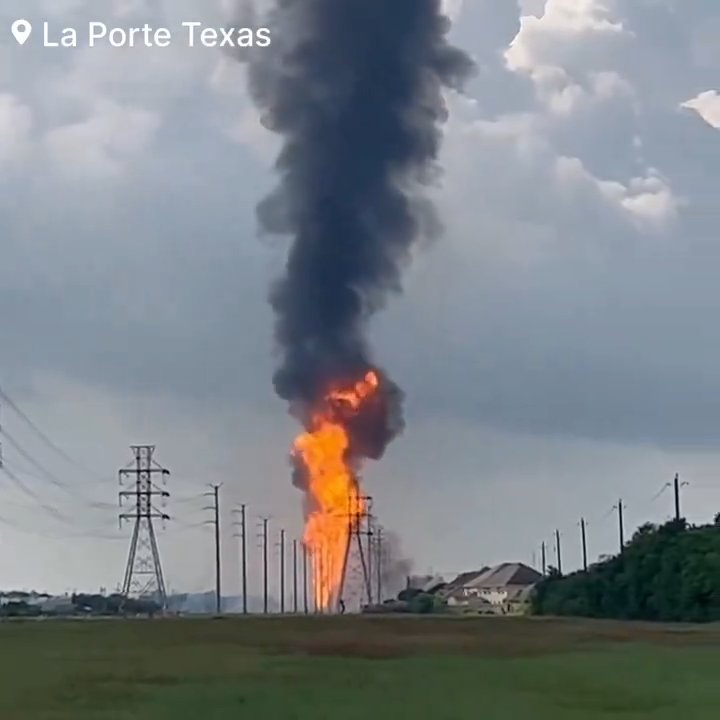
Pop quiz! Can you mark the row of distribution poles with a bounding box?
[117,445,387,614]
[541,473,688,577]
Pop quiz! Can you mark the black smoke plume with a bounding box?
[245,0,474,451]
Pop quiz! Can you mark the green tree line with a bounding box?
[533,516,720,622]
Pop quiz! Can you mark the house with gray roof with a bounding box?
[442,563,541,612]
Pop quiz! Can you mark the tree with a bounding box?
[532,518,720,623]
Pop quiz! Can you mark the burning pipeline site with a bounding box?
[242,0,475,613]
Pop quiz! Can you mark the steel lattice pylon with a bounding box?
[119,445,170,609]
[336,489,373,613]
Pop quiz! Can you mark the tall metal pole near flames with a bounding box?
[366,500,374,605]
[292,539,299,613]
[376,527,383,603]
[258,517,269,614]
[302,542,309,614]
[279,528,286,614]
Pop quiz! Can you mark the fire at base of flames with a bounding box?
[292,371,381,611]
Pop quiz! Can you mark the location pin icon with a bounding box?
[11,19,32,46]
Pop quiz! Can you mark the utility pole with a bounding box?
[555,529,562,575]
[375,527,383,603]
[292,539,299,614]
[258,517,269,614]
[232,505,248,615]
[541,541,547,576]
[366,499,374,605]
[312,548,319,614]
[278,529,286,614]
[204,484,222,615]
[302,542,309,615]
[580,518,588,572]
[672,474,688,521]
[119,446,170,610]
[613,499,625,553]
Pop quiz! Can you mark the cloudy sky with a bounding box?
[1,0,719,597]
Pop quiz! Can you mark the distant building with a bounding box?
[0,591,50,606]
[37,595,76,615]
[439,568,490,600]
[442,563,541,613]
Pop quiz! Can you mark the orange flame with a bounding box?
[293,371,379,611]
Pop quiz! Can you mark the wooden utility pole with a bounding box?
[259,517,269,614]
[555,529,562,575]
[206,484,222,615]
[292,539,298,613]
[671,473,690,522]
[614,499,625,553]
[580,518,588,572]
[541,541,547,576]
[302,542,309,615]
[279,529,286,614]
[376,527,383,603]
[233,505,248,614]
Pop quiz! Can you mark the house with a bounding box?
[438,568,489,600]
[442,563,541,613]
[37,595,76,616]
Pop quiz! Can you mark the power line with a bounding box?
[0,464,76,525]
[1,429,115,511]
[0,387,104,479]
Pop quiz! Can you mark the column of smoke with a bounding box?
[234,0,474,593]
[377,529,413,600]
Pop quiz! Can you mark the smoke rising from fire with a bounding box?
[245,0,475,422]
[241,0,473,608]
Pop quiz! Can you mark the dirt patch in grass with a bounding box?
[245,616,720,659]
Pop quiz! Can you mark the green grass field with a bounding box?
[1,616,719,719]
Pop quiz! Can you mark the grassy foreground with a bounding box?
[1,616,719,719]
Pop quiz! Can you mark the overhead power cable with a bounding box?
[0,464,76,525]
[0,432,115,511]
[0,386,103,479]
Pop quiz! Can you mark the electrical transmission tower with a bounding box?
[337,490,373,613]
[118,446,170,609]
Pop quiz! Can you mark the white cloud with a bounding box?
[0,93,33,167]
[43,99,160,179]
[506,0,628,75]
[681,90,720,129]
